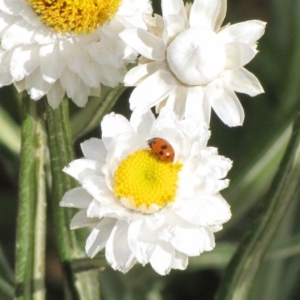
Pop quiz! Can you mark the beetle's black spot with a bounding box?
[161,145,168,150]
[159,151,164,156]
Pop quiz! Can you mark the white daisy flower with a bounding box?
[120,0,266,127]
[0,0,152,108]
[61,108,232,275]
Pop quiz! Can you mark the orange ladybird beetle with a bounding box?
[148,138,175,163]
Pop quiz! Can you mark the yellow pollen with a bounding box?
[114,150,183,214]
[26,0,122,34]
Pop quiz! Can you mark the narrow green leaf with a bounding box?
[188,243,236,271]
[277,1,300,116]
[45,99,100,300]
[215,111,300,300]
[0,277,14,300]
[221,121,291,235]
[0,244,14,285]
[266,234,300,261]
[0,245,14,300]
[15,95,47,300]
[71,85,126,141]
[0,105,20,155]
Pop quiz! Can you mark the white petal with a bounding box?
[33,26,56,44]
[128,220,156,264]
[10,45,39,81]
[0,49,12,72]
[172,251,188,270]
[129,70,178,110]
[123,61,167,86]
[2,19,35,50]
[101,112,134,139]
[163,14,185,44]
[70,81,89,107]
[86,199,103,219]
[150,241,174,275]
[14,79,25,92]
[63,42,102,88]
[218,20,266,45]
[225,42,257,70]
[97,64,125,87]
[19,3,41,27]
[198,152,232,179]
[39,43,66,83]
[119,28,166,61]
[176,194,232,226]
[206,80,245,127]
[70,210,99,229]
[189,0,226,30]
[143,13,164,37]
[224,68,264,96]
[117,0,153,28]
[60,187,93,208]
[169,220,214,255]
[25,68,52,100]
[80,61,103,89]
[88,33,124,68]
[130,108,155,136]
[87,199,130,221]
[0,12,19,37]
[0,72,13,86]
[47,80,64,109]
[86,218,116,258]
[63,158,98,182]
[165,86,188,119]
[151,107,178,132]
[0,0,24,15]
[82,175,112,202]
[60,70,89,107]
[60,68,81,99]
[161,0,187,24]
[185,86,210,123]
[81,138,107,163]
[106,220,137,273]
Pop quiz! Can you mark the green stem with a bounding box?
[71,85,126,141]
[33,112,47,300]
[15,95,47,300]
[45,99,100,300]
[215,111,300,300]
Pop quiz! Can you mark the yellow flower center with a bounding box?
[115,150,183,214]
[26,0,122,34]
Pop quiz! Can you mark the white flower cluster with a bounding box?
[120,0,266,127]
[0,0,152,108]
[0,0,265,274]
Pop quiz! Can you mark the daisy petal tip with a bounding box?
[62,166,69,173]
[251,87,265,97]
[59,201,66,207]
[221,114,244,127]
[228,114,244,127]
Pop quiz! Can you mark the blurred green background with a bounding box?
[1,0,300,299]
